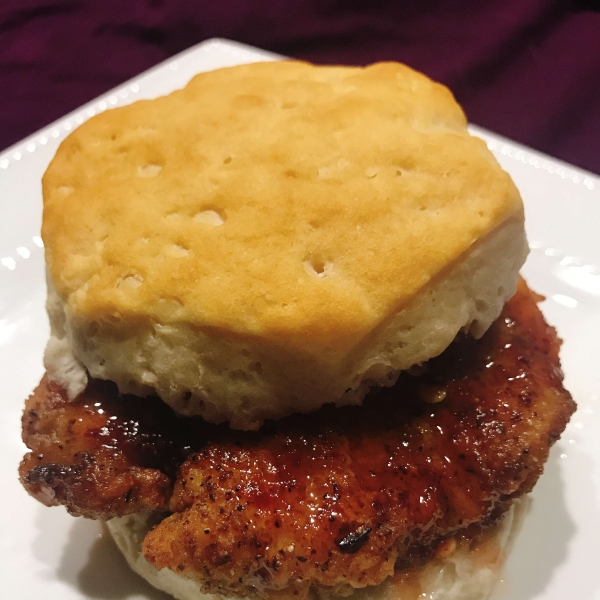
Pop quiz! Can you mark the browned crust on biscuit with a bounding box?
[43,60,521,353]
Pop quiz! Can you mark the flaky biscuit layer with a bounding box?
[42,61,525,426]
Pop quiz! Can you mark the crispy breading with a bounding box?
[20,281,574,596]
[19,378,186,518]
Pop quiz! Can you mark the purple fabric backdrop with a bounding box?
[1,0,599,174]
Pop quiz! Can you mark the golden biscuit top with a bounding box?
[43,60,522,358]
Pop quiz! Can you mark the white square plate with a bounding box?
[1,39,599,600]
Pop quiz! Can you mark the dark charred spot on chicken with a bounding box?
[335,525,372,553]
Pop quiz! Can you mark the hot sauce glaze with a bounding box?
[142,280,575,595]
[20,280,575,595]
[20,377,191,516]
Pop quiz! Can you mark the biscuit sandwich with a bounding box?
[20,61,575,600]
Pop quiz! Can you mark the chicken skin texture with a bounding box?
[20,280,575,597]
[19,376,188,518]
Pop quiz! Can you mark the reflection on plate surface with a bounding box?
[0,38,599,600]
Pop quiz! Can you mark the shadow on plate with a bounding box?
[73,523,172,599]
[498,444,592,600]
[33,506,170,599]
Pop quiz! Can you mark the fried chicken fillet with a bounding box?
[20,280,575,597]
